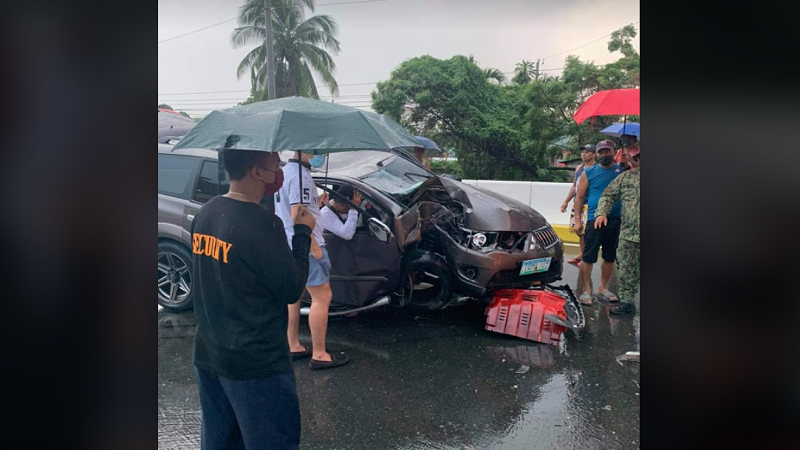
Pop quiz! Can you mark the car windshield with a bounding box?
[279,150,434,196]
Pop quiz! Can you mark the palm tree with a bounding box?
[483,68,507,84]
[465,57,506,85]
[512,60,537,85]
[232,0,341,100]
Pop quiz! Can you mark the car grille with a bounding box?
[487,262,562,290]
[533,226,560,250]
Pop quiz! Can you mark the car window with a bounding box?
[284,151,433,198]
[358,156,430,196]
[158,154,201,199]
[319,182,389,227]
[323,151,433,196]
[194,161,230,204]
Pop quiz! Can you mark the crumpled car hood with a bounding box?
[410,177,548,232]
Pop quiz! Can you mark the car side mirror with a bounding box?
[367,218,393,244]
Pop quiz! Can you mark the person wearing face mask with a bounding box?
[572,140,623,307]
[275,152,351,370]
[191,149,316,450]
[595,146,640,316]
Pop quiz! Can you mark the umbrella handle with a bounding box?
[296,159,304,206]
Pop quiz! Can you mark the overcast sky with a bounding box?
[158,0,640,117]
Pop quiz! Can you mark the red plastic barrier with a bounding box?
[485,289,568,346]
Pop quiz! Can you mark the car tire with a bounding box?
[400,250,453,311]
[158,241,194,312]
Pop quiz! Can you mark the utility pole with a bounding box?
[263,0,276,100]
[535,59,540,82]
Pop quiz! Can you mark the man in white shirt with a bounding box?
[275,152,350,370]
[318,184,363,241]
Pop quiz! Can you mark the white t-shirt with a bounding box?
[320,207,359,240]
[274,161,325,250]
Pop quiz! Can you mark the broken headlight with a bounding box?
[462,230,498,251]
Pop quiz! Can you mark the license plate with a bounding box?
[520,257,552,276]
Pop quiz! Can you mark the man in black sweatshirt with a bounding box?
[191,149,316,450]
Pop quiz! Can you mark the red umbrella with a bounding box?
[573,89,640,125]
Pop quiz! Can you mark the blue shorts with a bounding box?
[307,247,331,287]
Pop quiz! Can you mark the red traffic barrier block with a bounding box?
[485,289,568,346]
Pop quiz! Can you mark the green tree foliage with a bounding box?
[372,55,541,181]
[232,0,341,101]
[512,60,537,85]
[429,159,464,178]
[371,26,640,181]
[483,68,506,85]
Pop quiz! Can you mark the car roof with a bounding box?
[158,144,218,160]
[157,147,430,183]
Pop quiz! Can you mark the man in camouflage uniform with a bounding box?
[594,146,640,315]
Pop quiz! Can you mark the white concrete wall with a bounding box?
[461,180,573,226]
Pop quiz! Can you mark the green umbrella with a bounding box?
[173,97,423,153]
[173,97,424,204]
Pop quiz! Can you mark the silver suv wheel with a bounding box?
[158,242,193,311]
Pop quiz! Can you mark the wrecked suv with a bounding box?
[312,150,564,313]
[158,145,563,313]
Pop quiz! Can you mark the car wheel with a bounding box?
[401,250,453,311]
[158,241,194,312]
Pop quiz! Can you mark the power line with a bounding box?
[166,100,373,108]
[542,21,640,62]
[158,0,398,45]
[159,94,372,104]
[158,18,237,44]
[501,67,563,75]
[158,89,250,96]
[164,97,375,105]
[160,98,252,103]
[158,83,377,96]
[317,0,395,6]
[161,23,636,98]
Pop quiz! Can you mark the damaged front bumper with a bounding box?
[435,226,565,297]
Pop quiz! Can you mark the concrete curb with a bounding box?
[552,224,580,245]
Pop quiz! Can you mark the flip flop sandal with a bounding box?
[595,290,620,303]
[579,293,594,306]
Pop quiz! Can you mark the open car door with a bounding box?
[321,184,406,309]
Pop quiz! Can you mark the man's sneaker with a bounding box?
[610,303,636,315]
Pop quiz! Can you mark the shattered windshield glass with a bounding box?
[287,150,433,196]
[359,154,431,195]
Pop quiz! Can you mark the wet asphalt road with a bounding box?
[159,247,640,449]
